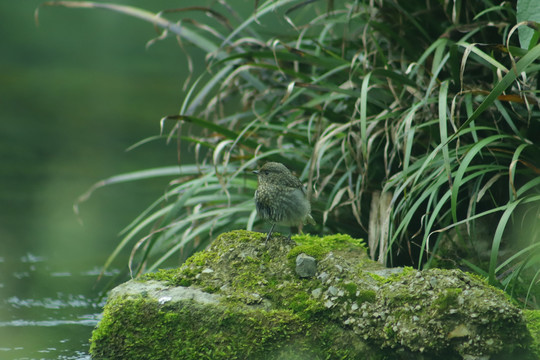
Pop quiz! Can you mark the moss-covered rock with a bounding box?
[90,230,538,359]
[525,309,540,357]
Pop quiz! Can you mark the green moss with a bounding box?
[524,310,540,357]
[287,243,327,269]
[90,293,362,359]
[433,288,463,312]
[178,278,192,287]
[203,285,219,293]
[92,231,376,358]
[184,248,220,267]
[464,270,489,285]
[292,233,366,251]
[343,282,358,298]
[384,324,397,339]
[143,268,178,282]
[357,289,377,303]
[287,233,366,270]
[144,231,369,314]
[366,266,416,284]
[93,232,536,359]
[366,272,385,283]
[288,293,312,313]
[337,282,376,304]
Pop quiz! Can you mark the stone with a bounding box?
[311,287,322,298]
[317,271,329,282]
[90,230,539,360]
[369,267,404,278]
[295,253,317,278]
[327,285,339,296]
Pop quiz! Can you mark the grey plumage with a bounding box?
[253,162,315,243]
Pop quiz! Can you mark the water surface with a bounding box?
[1,1,197,358]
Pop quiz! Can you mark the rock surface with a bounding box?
[295,253,317,278]
[90,230,539,359]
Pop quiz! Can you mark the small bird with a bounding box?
[253,162,315,244]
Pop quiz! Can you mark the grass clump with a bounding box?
[44,0,540,308]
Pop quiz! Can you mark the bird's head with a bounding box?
[253,162,292,185]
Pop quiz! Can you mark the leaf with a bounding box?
[517,0,540,49]
[451,135,509,222]
[74,166,184,217]
[489,199,523,285]
[438,80,452,187]
[452,42,540,134]
[38,1,219,53]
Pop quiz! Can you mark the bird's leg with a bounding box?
[283,227,295,245]
[287,226,293,240]
[265,223,276,245]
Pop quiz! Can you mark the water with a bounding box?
[0,253,115,359]
[1,1,202,358]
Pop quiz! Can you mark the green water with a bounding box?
[1,1,202,358]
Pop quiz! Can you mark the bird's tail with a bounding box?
[305,214,316,225]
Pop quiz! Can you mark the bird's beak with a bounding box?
[252,170,259,175]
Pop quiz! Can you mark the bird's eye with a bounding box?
[263,170,270,175]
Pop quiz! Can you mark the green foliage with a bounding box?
[47,0,540,307]
[517,0,540,50]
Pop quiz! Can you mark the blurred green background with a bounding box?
[1,1,199,358]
